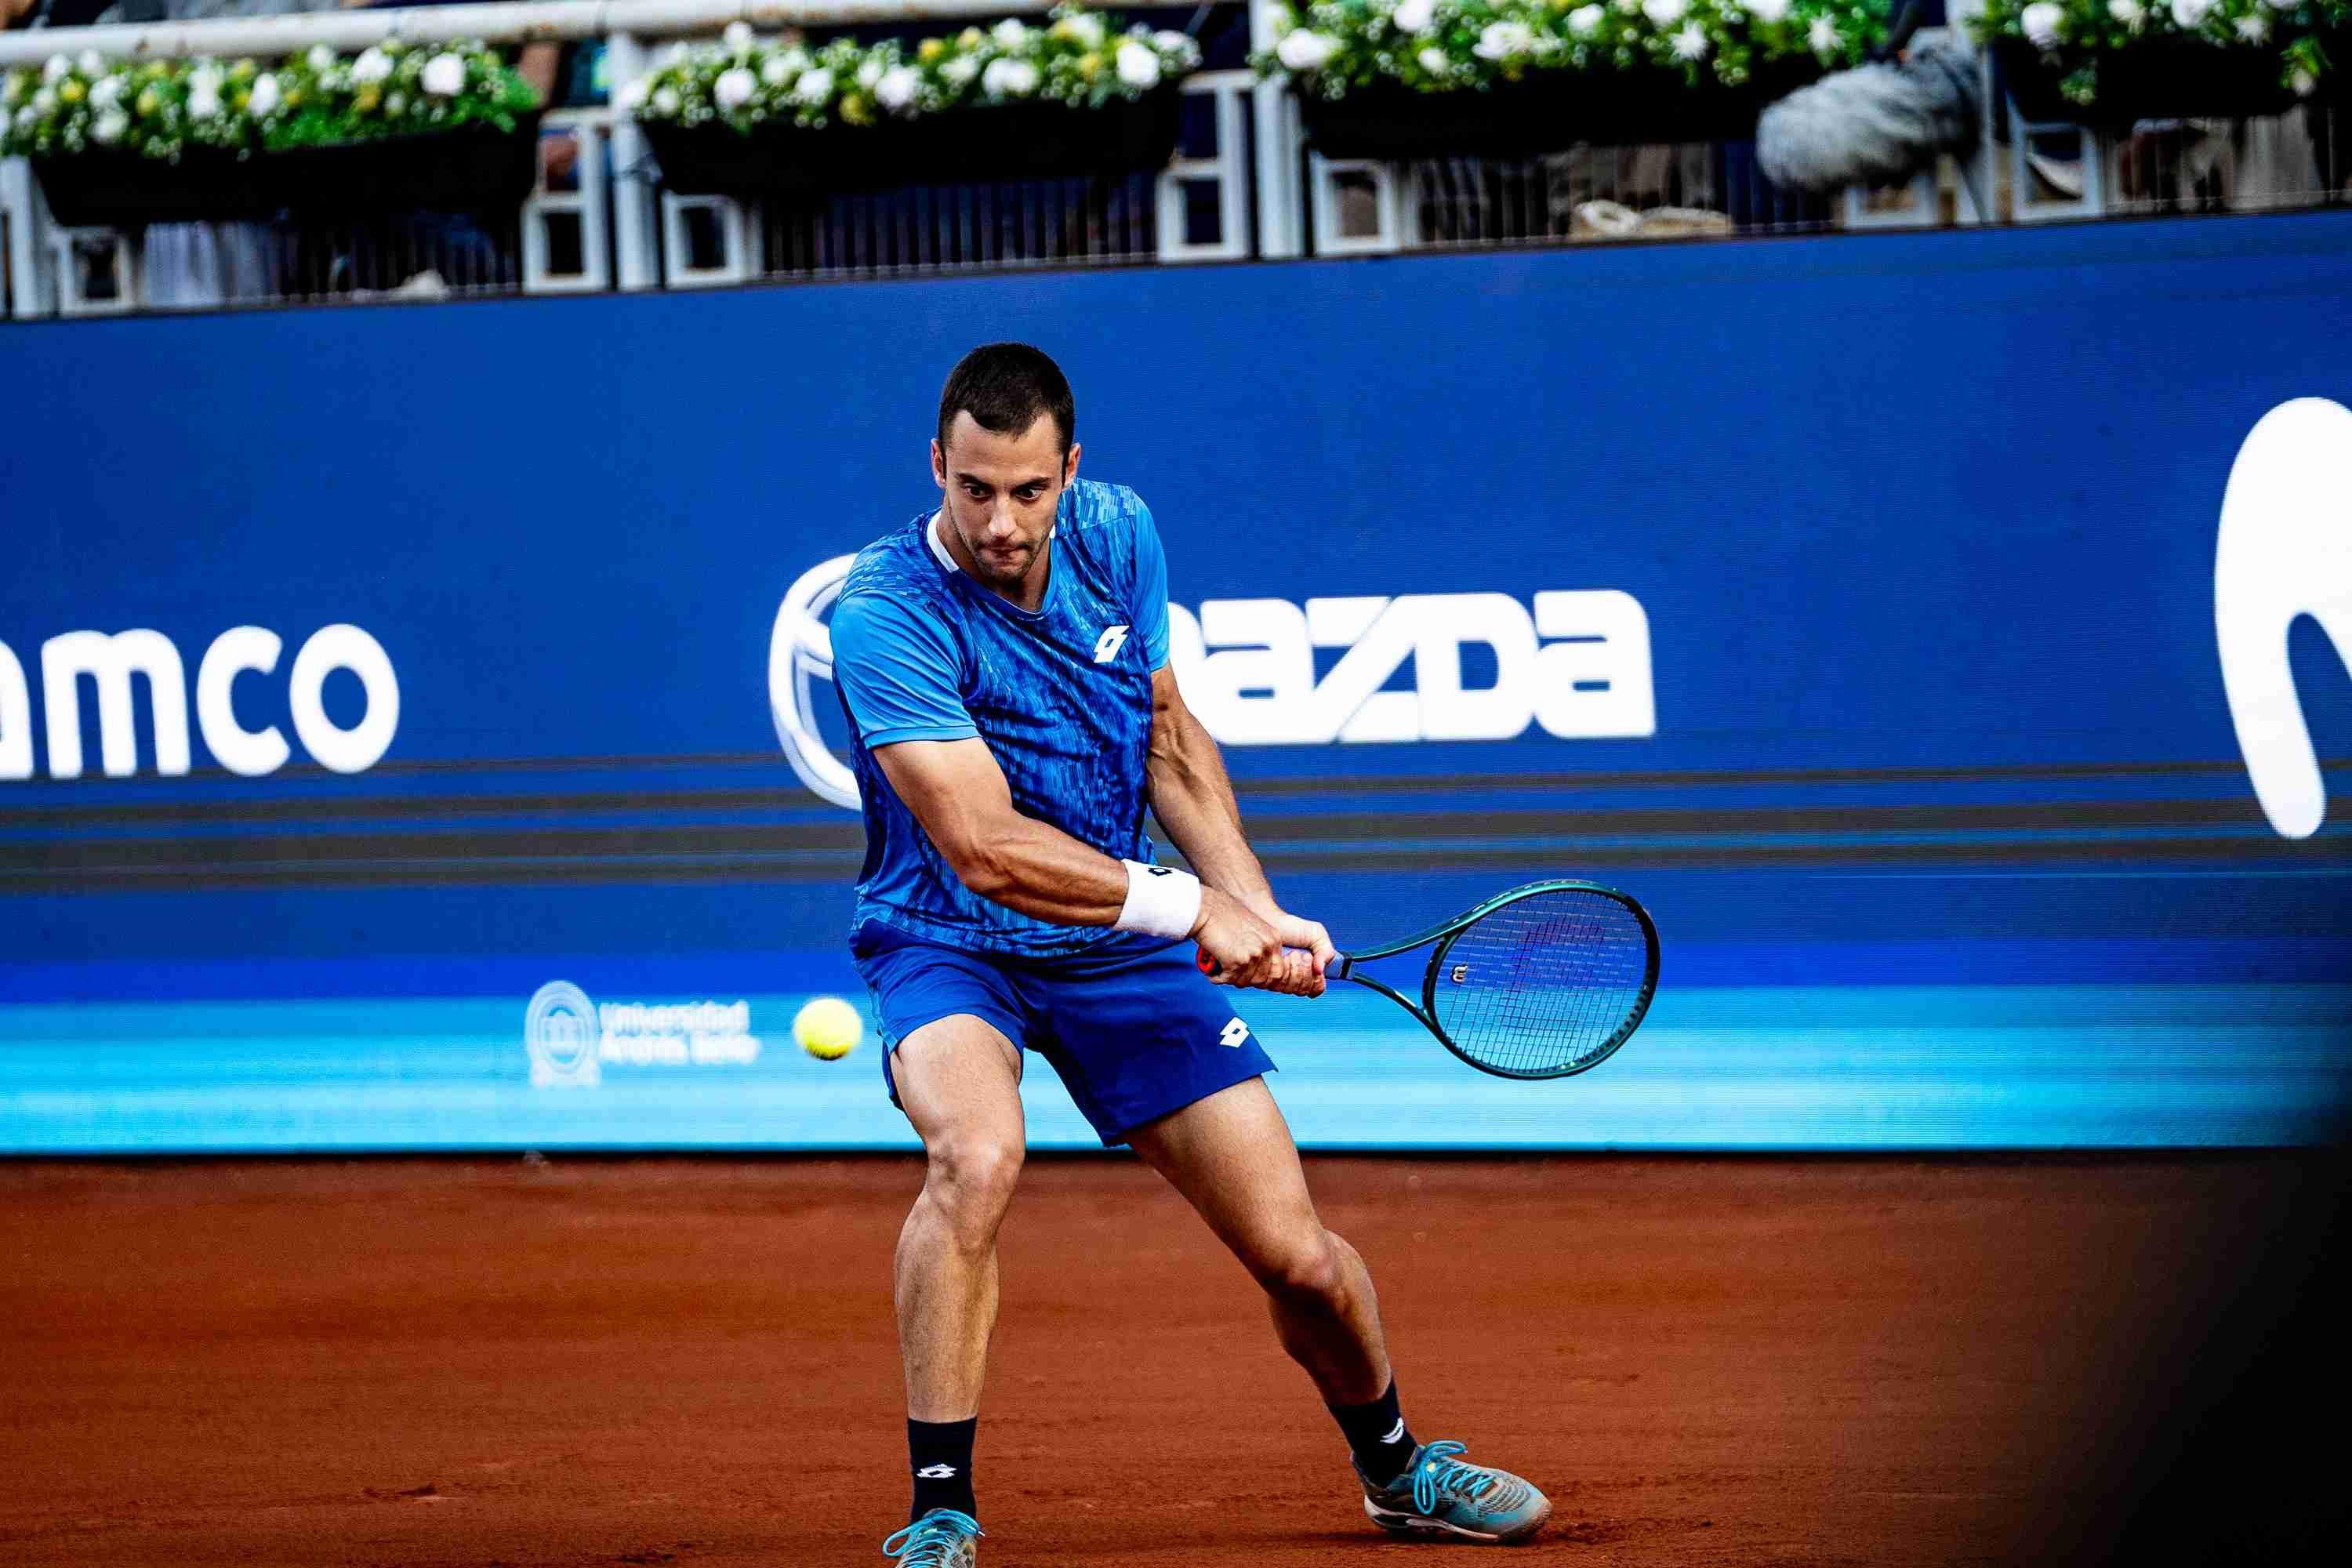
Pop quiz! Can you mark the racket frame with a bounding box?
[1332,878,1661,1081]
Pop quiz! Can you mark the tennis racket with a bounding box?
[1198,880,1660,1081]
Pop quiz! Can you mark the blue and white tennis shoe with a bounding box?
[1356,1439,1552,1544]
[882,1508,982,1566]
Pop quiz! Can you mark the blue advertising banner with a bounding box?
[3,211,2349,1150]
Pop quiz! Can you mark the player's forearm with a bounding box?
[949,815,1141,927]
[1147,702,1275,906]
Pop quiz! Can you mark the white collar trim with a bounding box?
[927,509,1054,575]
[926,511,961,574]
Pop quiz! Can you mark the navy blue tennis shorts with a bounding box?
[851,920,1276,1146]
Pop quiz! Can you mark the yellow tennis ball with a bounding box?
[793,996,862,1061]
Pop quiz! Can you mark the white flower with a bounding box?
[89,74,121,107]
[2107,0,2146,27]
[1569,4,1606,36]
[2292,67,2318,96]
[1613,0,1640,11]
[714,67,757,111]
[1153,30,1190,53]
[876,64,920,111]
[353,48,392,85]
[1808,16,1840,51]
[792,67,835,104]
[992,19,1029,49]
[1,75,21,107]
[2018,2,2065,46]
[723,20,756,55]
[982,57,1040,97]
[761,56,791,87]
[2168,0,2212,27]
[190,66,221,96]
[78,49,104,77]
[942,54,981,86]
[856,58,884,91]
[1392,0,1437,33]
[1275,29,1339,71]
[652,85,681,115]
[15,104,38,131]
[92,107,128,143]
[618,77,650,111]
[421,53,466,97]
[1671,21,1709,58]
[42,55,69,83]
[1418,45,1450,71]
[307,45,336,73]
[1473,20,1535,59]
[1748,0,1791,20]
[248,72,279,114]
[1642,0,1687,27]
[386,89,407,116]
[187,85,220,120]
[1718,0,1746,15]
[778,48,810,74]
[1115,41,1162,88]
[2234,13,2268,38]
[1060,14,1106,47]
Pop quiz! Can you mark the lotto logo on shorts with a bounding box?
[1219,1017,1249,1049]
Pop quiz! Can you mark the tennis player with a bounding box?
[833,344,1551,1566]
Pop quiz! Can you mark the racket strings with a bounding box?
[1429,891,1652,1076]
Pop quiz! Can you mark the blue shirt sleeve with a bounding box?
[829,590,978,747]
[1131,498,1172,672]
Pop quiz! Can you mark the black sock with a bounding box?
[1329,1380,1417,1487]
[907,1417,978,1523]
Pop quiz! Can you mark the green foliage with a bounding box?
[628,7,1200,132]
[1973,0,2351,103]
[1252,0,1892,97]
[1,39,536,163]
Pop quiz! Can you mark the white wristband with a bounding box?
[1114,860,1203,940]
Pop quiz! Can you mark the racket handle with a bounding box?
[1194,949,1353,982]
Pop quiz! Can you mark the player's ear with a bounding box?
[1062,441,1080,487]
[931,437,947,489]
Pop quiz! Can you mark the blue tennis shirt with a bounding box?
[829,478,1174,960]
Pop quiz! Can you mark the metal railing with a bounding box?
[2,1,2347,321]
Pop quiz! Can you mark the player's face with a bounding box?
[931,411,1079,600]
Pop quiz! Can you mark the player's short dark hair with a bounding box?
[937,343,1075,458]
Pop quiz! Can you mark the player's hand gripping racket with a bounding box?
[1198,880,1660,1080]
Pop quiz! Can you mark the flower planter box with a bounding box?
[1994,37,2306,125]
[640,89,1182,199]
[34,117,543,230]
[1298,61,1824,159]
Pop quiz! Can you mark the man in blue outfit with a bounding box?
[832,344,1550,1566]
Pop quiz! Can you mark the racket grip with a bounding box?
[1196,949,1352,982]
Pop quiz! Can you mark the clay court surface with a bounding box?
[0,1154,2309,1566]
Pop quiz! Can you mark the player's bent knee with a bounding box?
[924,1134,1024,1235]
[1259,1228,1347,1310]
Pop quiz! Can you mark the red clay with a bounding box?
[0,1155,2290,1566]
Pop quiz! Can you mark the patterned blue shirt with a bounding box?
[829,478,1174,961]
